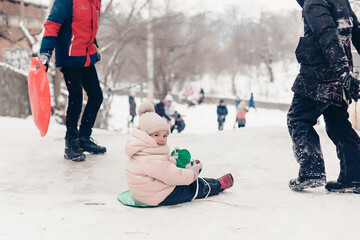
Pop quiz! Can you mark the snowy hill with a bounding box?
[1,114,360,240]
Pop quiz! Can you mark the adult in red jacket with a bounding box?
[39,0,106,162]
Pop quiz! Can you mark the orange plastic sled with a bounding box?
[27,57,51,137]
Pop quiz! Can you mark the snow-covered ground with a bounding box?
[1,101,360,240]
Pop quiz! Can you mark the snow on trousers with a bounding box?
[62,65,103,140]
[159,178,221,206]
[287,94,360,183]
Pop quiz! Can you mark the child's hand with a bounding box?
[190,162,202,177]
[185,159,200,169]
[194,160,202,174]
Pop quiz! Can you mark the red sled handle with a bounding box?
[30,57,46,72]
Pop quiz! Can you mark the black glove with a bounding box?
[96,52,101,63]
[340,72,360,102]
[39,53,51,72]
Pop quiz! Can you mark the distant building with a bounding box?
[0,0,48,70]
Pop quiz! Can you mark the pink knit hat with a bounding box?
[138,102,170,135]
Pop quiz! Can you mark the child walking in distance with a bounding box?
[125,102,234,206]
[234,101,248,128]
[217,99,228,131]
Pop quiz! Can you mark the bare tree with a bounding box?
[95,0,149,128]
[221,8,301,94]
[93,1,304,128]
[152,11,210,98]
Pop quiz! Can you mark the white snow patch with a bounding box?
[0,62,28,76]
[23,0,49,7]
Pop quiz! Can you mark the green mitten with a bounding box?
[171,148,193,168]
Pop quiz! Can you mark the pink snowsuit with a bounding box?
[125,128,199,206]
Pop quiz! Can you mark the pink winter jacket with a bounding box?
[125,128,198,206]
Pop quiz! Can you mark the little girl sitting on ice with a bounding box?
[125,102,234,206]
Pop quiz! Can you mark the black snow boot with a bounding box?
[288,177,326,191]
[325,181,360,194]
[79,136,106,154]
[64,138,86,162]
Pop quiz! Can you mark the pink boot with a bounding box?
[218,173,234,191]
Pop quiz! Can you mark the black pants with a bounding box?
[287,94,360,183]
[159,178,221,206]
[129,115,135,123]
[236,118,246,128]
[61,65,103,141]
[218,117,225,130]
[171,120,185,133]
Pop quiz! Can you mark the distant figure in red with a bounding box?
[234,101,248,128]
[186,87,198,107]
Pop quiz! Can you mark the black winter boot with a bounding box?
[64,138,86,162]
[288,177,326,191]
[325,181,360,194]
[79,136,106,154]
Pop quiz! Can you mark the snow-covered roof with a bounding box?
[0,62,28,77]
[16,0,50,8]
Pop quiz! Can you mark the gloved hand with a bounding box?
[185,159,201,169]
[189,161,202,177]
[340,72,360,102]
[96,52,101,63]
[194,160,201,174]
[38,53,51,72]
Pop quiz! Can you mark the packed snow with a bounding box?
[1,101,360,240]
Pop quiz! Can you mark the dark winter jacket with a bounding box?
[293,0,360,105]
[155,102,171,121]
[171,113,185,133]
[129,96,136,116]
[40,0,101,67]
[217,105,228,118]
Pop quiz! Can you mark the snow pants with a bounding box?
[129,115,135,123]
[218,117,226,130]
[159,178,222,206]
[287,94,360,183]
[236,118,246,128]
[61,65,103,141]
